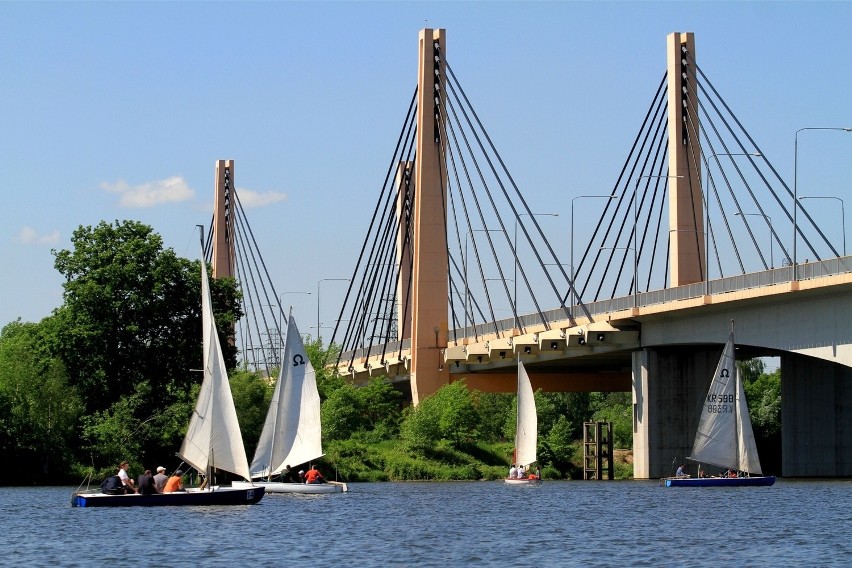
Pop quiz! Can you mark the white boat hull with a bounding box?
[504,478,542,486]
[232,480,346,494]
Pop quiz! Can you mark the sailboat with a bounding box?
[232,314,346,494]
[72,234,266,507]
[663,322,776,487]
[505,360,541,485]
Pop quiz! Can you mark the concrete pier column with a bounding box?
[782,354,852,476]
[632,346,719,479]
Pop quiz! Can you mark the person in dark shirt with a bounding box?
[137,469,159,495]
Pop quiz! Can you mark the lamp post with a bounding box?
[571,195,616,306]
[513,212,559,315]
[600,246,636,308]
[735,212,773,268]
[706,152,762,290]
[798,196,846,256]
[278,291,311,338]
[464,228,502,336]
[317,278,350,344]
[634,175,683,307]
[794,127,852,278]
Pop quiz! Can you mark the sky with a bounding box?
[2,1,851,335]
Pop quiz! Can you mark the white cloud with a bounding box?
[16,226,60,246]
[235,187,288,208]
[101,175,195,208]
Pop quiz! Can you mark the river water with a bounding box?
[2,480,850,566]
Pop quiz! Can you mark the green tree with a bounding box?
[0,320,83,481]
[50,220,242,466]
[321,377,402,442]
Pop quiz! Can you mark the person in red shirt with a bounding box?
[304,465,325,484]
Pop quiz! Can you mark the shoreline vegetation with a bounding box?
[0,221,780,486]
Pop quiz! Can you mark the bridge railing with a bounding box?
[337,256,851,366]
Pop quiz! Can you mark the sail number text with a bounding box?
[706,393,734,413]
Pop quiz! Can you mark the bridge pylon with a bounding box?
[667,32,706,287]
[409,28,450,405]
[212,159,236,279]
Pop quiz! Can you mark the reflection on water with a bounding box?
[3,480,851,566]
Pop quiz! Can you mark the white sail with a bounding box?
[736,367,763,474]
[689,329,762,474]
[249,315,323,478]
[514,360,537,468]
[179,255,251,481]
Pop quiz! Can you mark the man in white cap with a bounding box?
[153,466,168,493]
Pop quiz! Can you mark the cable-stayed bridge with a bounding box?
[211,30,851,478]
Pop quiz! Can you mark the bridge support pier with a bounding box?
[782,353,852,476]
[632,346,720,479]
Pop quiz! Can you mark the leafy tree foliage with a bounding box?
[322,378,401,442]
[48,220,242,467]
[0,320,83,481]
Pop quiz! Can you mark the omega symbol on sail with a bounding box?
[293,354,305,366]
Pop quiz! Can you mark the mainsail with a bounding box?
[179,253,251,481]
[249,315,323,479]
[514,360,537,468]
[689,329,762,474]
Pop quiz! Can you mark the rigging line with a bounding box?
[336,106,418,359]
[700,137,741,277]
[695,111,758,274]
[577,75,667,303]
[678,88,708,279]
[445,144,465,343]
[693,81,828,265]
[691,60,830,259]
[339,130,414,358]
[204,216,214,262]
[692,89,774,270]
[231,190,285,328]
[346,119,417,359]
[332,88,418,359]
[646,146,672,292]
[445,63,572,326]
[444,78,555,330]
[341,140,417,371]
[447,252,493,340]
[232,201,280,344]
[592,89,668,301]
[394,171,416,363]
[632,104,671,297]
[442,98,505,337]
[232,216,275,375]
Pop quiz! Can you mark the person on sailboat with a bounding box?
[163,470,185,492]
[676,464,687,477]
[153,466,168,492]
[517,465,525,479]
[304,465,326,484]
[508,464,517,479]
[117,461,136,494]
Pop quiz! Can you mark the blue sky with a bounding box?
[2,1,851,333]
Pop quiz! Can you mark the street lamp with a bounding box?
[600,246,636,308]
[634,175,684,306]
[706,152,762,291]
[571,195,616,306]
[735,212,774,269]
[513,212,559,315]
[464,228,502,336]
[794,127,852,278]
[278,291,311,338]
[317,278,350,344]
[798,196,846,256]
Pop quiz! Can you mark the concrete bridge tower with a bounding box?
[409,29,450,405]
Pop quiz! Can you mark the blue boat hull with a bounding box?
[663,476,776,487]
[71,486,266,507]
